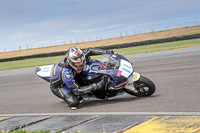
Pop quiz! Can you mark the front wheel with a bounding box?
[125,76,156,97]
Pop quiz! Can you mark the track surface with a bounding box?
[0,46,200,114]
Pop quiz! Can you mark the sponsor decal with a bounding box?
[117,70,122,77]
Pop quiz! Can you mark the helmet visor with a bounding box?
[74,60,84,66]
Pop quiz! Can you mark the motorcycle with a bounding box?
[35,53,155,101]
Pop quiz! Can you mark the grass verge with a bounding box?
[0,38,200,71]
[114,38,200,55]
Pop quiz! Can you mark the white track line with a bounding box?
[1,112,200,117]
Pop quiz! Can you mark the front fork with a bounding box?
[124,72,140,93]
[128,72,140,82]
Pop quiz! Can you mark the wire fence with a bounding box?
[1,19,200,53]
[1,33,200,62]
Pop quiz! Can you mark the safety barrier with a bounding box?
[1,33,200,62]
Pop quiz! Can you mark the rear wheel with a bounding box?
[125,76,156,97]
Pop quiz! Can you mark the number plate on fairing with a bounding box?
[118,59,133,78]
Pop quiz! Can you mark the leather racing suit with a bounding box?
[50,48,112,109]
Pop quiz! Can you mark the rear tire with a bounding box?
[125,76,156,97]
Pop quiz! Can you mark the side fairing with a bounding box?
[81,59,129,85]
[98,69,127,85]
[81,55,133,87]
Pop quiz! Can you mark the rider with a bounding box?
[50,47,114,109]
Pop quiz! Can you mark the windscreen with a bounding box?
[100,54,120,70]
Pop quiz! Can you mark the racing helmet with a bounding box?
[67,47,86,71]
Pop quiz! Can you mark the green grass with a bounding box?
[0,38,200,71]
[114,38,200,55]
[0,56,65,71]
[0,128,50,133]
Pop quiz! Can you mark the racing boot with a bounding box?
[92,77,105,91]
[78,96,84,104]
[78,84,93,94]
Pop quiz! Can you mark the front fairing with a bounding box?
[98,54,134,85]
[82,54,133,84]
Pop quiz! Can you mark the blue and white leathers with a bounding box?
[48,47,110,109]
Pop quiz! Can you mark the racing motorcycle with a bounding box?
[35,53,155,100]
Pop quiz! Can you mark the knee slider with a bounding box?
[63,92,79,108]
[50,85,63,99]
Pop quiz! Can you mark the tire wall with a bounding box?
[1,33,200,62]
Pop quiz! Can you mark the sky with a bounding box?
[0,0,200,52]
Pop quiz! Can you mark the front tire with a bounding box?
[125,76,156,97]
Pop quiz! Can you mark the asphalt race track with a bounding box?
[0,46,200,114]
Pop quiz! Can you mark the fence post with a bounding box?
[120,32,123,38]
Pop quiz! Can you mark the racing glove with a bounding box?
[105,50,114,54]
[70,76,105,95]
